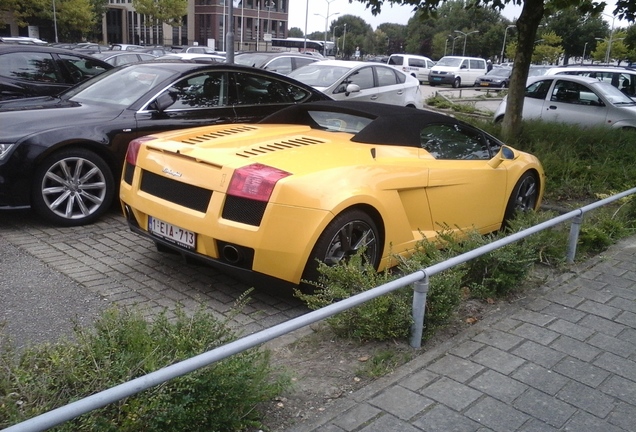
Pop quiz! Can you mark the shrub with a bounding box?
[0,303,288,431]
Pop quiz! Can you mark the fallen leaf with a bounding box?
[358,356,369,362]
[466,317,478,324]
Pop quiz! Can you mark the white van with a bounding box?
[387,54,435,84]
[428,56,488,88]
[545,65,636,99]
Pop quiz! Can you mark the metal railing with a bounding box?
[5,186,636,432]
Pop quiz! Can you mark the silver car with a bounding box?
[494,75,636,129]
[288,60,423,108]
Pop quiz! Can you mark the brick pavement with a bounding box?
[289,236,636,432]
[0,208,308,338]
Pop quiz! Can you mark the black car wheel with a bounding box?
[452,77,461,88]
[503,171,539,225]
[32,148,114,226]
[302,209,381,287]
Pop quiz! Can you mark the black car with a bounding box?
[91,50,157,66]
[473,67,512,88]
[234,52,319,75]
[0,44,113,100]
[0,60,331,226]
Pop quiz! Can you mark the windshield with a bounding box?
[288,65,350,87]
[591,81,636,105]
[65,65,177,107]
[435,57,463,67]
[487,68,511,77]
[234,53,270,67]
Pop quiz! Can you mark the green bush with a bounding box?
[0,304,288,431]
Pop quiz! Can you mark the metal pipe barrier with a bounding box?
[5,187,636,431]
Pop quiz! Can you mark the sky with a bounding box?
[287,1,625,35]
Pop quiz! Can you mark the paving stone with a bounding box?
[569,282,615,303]
[578,314,627,337]
[594,352,636,381]
[491,317,522,333]
[556,381,616,418]
[472,329,524,351]
[512,340,567,369]
[588,332,636,358]
[512,322,560,346]
[426,354,484,383]
[412,405,481,432]
[618,328,636,346]
[547,319,596,341]
[468,370,528,403]
[513,388,577,428]
[332,403,381,431]
[509,310,556,327]
[465,396,530,432]
[608,296,636,313]
[561,411,625,432]
[471,346,526,375]
[599,375,636,405]
[616,311,636,328]
[357,413,421,432]
[553,356,611,388]
[511,363,569,396]
[368,385,433,420]
[544,291,584,309]
[400,369,439,392]
[550,335,602,362]
[518,419,559,431]
[540,303,586,323]
[419,377,483,411]
[576,300,622,320]
[449,340,485,359]
[607,402,636,431]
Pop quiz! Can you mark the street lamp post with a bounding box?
[342,23,347,57]
[454,30,479,56]
[596,36,625,64]
[265,1,275,51]
[581,41,588,65]
[500,25,515,64]
[451,35,461,55]
[314,0,338,57]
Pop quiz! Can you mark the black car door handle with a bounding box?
[548,105,557,110]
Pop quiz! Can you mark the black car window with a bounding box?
[0,52,61,83]
[551,80,599,105]
[388,55,403,66]
[265,57,293,75]
[165,72,228,109]
[294,57,316,69]
[420,123,490,160]
[376,66,398,87]
[57,54,108,83]
[230,72,306,105]
[526,79,553,100]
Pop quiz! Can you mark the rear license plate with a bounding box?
[433,77,441,81]
[480,82,489,86]
[148,216,196,250]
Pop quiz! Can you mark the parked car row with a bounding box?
[0,42,547,291]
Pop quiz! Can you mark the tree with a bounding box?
[532,31,562,64]
[331,15,373,59]
[57,0,97,41]
[542,8,606,65]
[288,27,304,38]
[132,0,188,27]
[355,0,615,141]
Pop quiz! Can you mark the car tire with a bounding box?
[32,148,114,226]
[301,209,381,289]
[452,77,461,88]
[503,171,539,226]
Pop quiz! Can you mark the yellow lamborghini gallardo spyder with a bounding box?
[120,101,545,290]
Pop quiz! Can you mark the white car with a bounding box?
[494,74,636,129]
[288,60,423,108]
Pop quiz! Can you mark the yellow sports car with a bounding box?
[120,101,544,291]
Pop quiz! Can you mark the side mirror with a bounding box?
[152,91,177,111]
[345,83,360,96]
[461,64,467,69]
[488,145,518,168]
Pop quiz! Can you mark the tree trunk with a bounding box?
[500,0,545,142]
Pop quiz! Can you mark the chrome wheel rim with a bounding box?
[514,176,537,212]
[324,220,378,266]
[40,157,107,220]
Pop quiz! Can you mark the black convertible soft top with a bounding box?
[259,100,464,148]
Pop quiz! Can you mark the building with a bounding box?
[1,0,289,51]
[104,0,288,50]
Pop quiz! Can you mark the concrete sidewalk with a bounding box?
[289,236,636,432]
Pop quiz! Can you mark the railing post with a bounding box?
[566,212,584,263]
[410,274,430,348]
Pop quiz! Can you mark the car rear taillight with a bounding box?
[125,136,156,166]
[227,163,290,202]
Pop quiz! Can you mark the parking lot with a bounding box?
[0,207,308,349]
